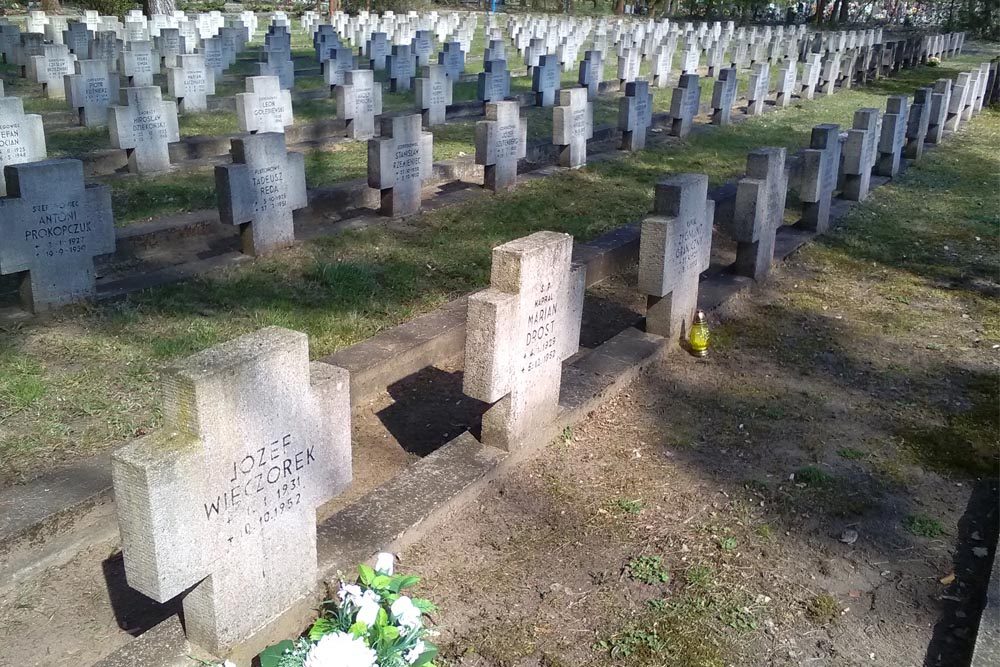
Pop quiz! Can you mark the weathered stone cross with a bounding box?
[387,43,417,93]
[710,67,737,126]
[120,40,159,87]
[336,69,383,140]
[109,85,180,174]
[0,96,47,197]
[236,75,294,134]
[797,123,841,234]
[65,59,119,127]
[578,49,603,100]
[669,73,701,138]
[874,95,907,177]
[840,107,879,201]
[475,99,527,192]
[477,59,510,103]
[167,53,216,113]
[553,87,593,168]
[532,53,560,107]
[416,63,453,127]
[619,79,653,151]
[728,147,788,281]
[368,113,433,217]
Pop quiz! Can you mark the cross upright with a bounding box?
[109,85,181,174]
[840,108,879,201]
[236,75,293,134]
[336,69,383,140]
[167,53,216,113]
[416,63,453,127]
[711,67,737,126]
[198,36,227,78]
[904,87,931,159]
[0,96,47,197]
[727,147,788,281]
[258,53,294,91]
[112,326,352,659]
[28,43,76,99]
[477,59,510,103]
[800,53,822,100]
[367,113,433,217]
[874,95,907,177]
[669,73,701,138]
[0,159,114,313]
[484,38,506,62]
[120,40,160,87]
[155,27,185,68]
[532,53,560,107]
[553,87,593,168]
[619,79,653,151]
[63,22,91,56]
[215,132,307,256]
[638,173,715,342]
[463,231,585,451]
[476,99,527,192]
[798,124,841,234]
[578,49,603,100]
[946,72,970,131]
[65,59,119,127]
[323,46,354,89]
[386,43,416,92]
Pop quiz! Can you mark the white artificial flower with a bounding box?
[303,631,377,667]
[355,589,382,627]
[222,662,237,667]
[338,583,363,604]
[375,552,395,575]
[404,640,426,665]
[391,596,422,631]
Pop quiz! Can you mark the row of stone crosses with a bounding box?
[101,54,994,664]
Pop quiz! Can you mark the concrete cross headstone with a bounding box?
[387,43,417,93]
[553,87,593,169]
[800,53,821,100]
[0,96,46,197]
[476,99,527,192]
[199,36,227,78]
[366,32,390,71]
[0,159,114,313]
[840,108,879,201]
[29,44,76,99]
[726,147,787,281]
[438,41,465,80]
[926,78,951,144]
[336,69,383,140]
[532,54,560,107]
[775,58,797,107]
[946,72,970,131]
[156,28,185,68]
[478,59,510,103]
[258,54,294,91]
[367,113,433,217]
[904,87,931,159]
[120,40,159,87]
[652,45,673,88]
[416,63,453,127]
[669,73,701,138]
[89,31,120,73]
[167,53,215,113]
[323,46,354,89]
[639,173,714,342]
[63,22,91,56]
[619,79,653,151]
[710,67,737,126]
[411,29,433,67]
[65,59,119,127]
[746,62,769,115]
[798,124,841,234]
[112,326,352,657]
[109,85,181,174]
[236,76,293,134]
[578,49,603,100]
[463,231,584,451]
[617,47,640,90]
[215,132,307,256]
[874,95,907,177]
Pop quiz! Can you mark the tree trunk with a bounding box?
[614,0,625,14]
[829,0,841,23]
[838,0,850,22]
[815,0,827,24]
[41,0,61,13]
[143,0,177,15]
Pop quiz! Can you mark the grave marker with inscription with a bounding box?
[476,99,527,192]
[578,50,603,101]
[775,58,797,107]
[619,79,653,151]
[387,43,417,93]
[711,67,737,126]
[0,96,46,197]
[439,41,465,79]
[874,95,907,177]
[120,41,159,87]
[416,63,453,127]
[112,326,352,657]
[478,59,510,103]
[65,59,119,127]
[727,147,787,281]
[236,75,293,134]
[109,85,181,173]
[746,62,770,115]
[532,54,560,107]
[553,87,593,168]
[368,113,433,217]
[322,46,354,89]
[336,69,382,140]
[926,78,951,144]
[904,87,931,159]
[652,45,673,89]
[669,74,701,138]
[167,53,216,113]
[28,44,76,99]
[798,124,841,234]
[840,108,879,201]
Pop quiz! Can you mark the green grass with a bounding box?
[805,593,840,625]
[628,555,670,585]
[903,513,945,538]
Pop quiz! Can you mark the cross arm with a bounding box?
[463,289,517,403]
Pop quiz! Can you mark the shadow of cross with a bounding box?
[728,147,788,282]
[236,75,294,134]
[65,59,119,128]
[639,173,715,344]
[109,86,180,174]
[463,231,585,451]
[554,87,593,169]
[0,97,47,197]
[111,327,352,659]
[0,159,113,314]
[215,132,307,257]
[337,70,383,141]
[619,79,653,151]
[368,113,433,217]
[476,99,527,192]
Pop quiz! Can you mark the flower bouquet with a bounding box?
[259,554,439,667]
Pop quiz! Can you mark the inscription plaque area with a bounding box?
[166,53,216,113]
[638,173,715,342]
[463,231,585,451]
[367,113,433,217]
[112,327,352,658]
[236,75,294,134]
[552,87,593,169]
[415,63,453,127]
[475,99,527,192]
[619,79,653,151]
[65,58,119,127]
[336,69,383,140]
[0,96,47,197]
[215,132,307,256]
[727,147,788,281]
[120,40,160,87]
[0,159,114,313]
[109,85,180,174]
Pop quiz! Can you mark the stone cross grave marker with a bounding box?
[484,38,506,63]
[927,78,951,144]
[323,46,354,89]
[368,113,433,217]
[0,159,114,313]
[553,87,593,169]
[532,54,560,107]
[412,29,434,67]
[109,85,181,174]
[120,41,159,87]
[638,173,714,342]
[89,31,120,73]
[366,32,389,71]
[112,326,352,657]
[946,72,970,131]
[258,54,294,91]
[840,108,879,201]
[904,87,931,159]
[798,123,841,234]
[619,79,653,151]
[746,62,770,115]
[652,45,673,88]
[199,36,226,78]
[65,59,119,127]
[439,41,464,79]
[167,53,215,113]
[711,67,737,126]
[0,96,46,197]
[775,58,797,107]
[476,99,527,192]
[236,75,293,134]
[463,231,584,451]
[819,55,840,95]
[727,147,788,281]
[29,44,76,99]
[336,69,382,140]
[478,59,510,103]
[578,50,603,101]
[155,27,184,68]
[670,74,701,138]
[63,22,91,57]
[960,69,979,122]
[680,46,699,75]
[216,132,307,256]
[387,43,417,93]
[874,95,907,177]
[801,53,822,100]
[416,63,453,127]
[617,47,640,90]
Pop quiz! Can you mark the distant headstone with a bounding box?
[711,67,738,126]
[387,43,417,93]
[336,70,382,140]
[874,95,907,177]
[463,231,584,451]
[800,53,822,100]
[112,326,352,657]
[727,147,787,281]
[798,124,841,234]
[29,44,76,99]
[669,74,701,138]
[63,22,91,56]
[926,78,951,144]
[946,72,970,131]
[478,59,510,103]
[651,45,673,88]
[619,79,653,151]
[904,87,931,159]
[0,159,114,313]
[322,46,354,89]
[746,62,770,115]
[236,75,293,134]
[167,53,216,113]
[416,63,453,127]
[120,41,160,87]
[532,54,560,107]
[617,47,640,90]
[775,58,797,107]
[639,173,714,342]
[109,86,181,174]
[840,108,879,201]
[155,27,185,69]
[366,31,390,71]
[578,50,603,100]
[476,99,527,192]
[65,59,119,127]
[553,87,593,169]
[439,41,464,79]
[0,96,47,197]
[367,113,433,217]
[411,29,433,67]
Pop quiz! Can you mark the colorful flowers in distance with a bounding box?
[257,553,439,667]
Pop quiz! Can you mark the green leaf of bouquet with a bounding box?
[308,617,334,641]
[391,575,421,592]
[381,625,400,641]
[349,621,368,638]
[412,598,437,613]
[372,574,392,589]
[411,644,440,667]
[376,607,389,627]
[358,564,375,586]
[259,640,295,667]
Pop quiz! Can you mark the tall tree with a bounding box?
[41,0,61,12]
[144,0,177,15]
